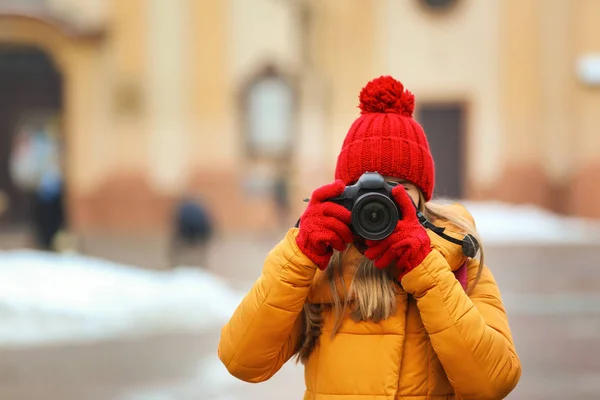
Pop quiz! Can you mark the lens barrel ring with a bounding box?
[351,192,399,241]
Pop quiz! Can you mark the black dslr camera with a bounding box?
[328,172,403,241]
[298,171,480,257]
[324,172,480,257]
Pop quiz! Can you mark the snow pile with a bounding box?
[0,250,243,347]
[461,201,600,245]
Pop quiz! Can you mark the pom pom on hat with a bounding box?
[335,75,435,200]
[358,75,415,117]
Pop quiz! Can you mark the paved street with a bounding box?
[0,231,599,399]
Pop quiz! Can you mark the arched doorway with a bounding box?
[0,13,104,250]
[0,46,63,226]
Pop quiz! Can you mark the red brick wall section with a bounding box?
[187,171,283,232]
[69,170,294,234]
[468,165,553,210]
[69,164,600,234]
[69,174,175,232]
[570,163,600,219]
[468,164,600,220]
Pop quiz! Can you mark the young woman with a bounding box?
[218,76,521,399]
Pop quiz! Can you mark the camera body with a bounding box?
[328,172,403,241]
[315,171,480,257]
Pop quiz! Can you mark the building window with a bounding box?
[243,66,295,160]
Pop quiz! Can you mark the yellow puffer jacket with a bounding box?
[218,204,522,399]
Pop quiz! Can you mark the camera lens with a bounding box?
[366,207,382,223]
[362,202,387,228]
[352,193,399,241]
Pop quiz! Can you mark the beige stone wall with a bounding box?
[493,0,548,206]
[377,0,502,192]
[71,0,301,232]
[189,0,234,171]
[71,0,160,231]
[493,0,600,217]
[569,0,600,218]
[294,0,378,194]
[3,0,600,235]
[145,0,190,194]
[307,0,378,170]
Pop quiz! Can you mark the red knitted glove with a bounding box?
[364,186,431,277]
[296,180,353,270]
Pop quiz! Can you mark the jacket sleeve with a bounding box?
[401,250,522,400]
[217,228,317,383]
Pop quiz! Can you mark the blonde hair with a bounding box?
[295,194,485,363]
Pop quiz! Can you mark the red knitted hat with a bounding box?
[334,76,435,201]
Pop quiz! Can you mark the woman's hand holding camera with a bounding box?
[364,186,431,276]
[296,180,353,270]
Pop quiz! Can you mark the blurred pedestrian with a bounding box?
[169,197,214,268]
[273,168,291,229]
[9,117,65,251]
[218,76,521,399]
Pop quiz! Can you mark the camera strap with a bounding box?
[416,210,480,258]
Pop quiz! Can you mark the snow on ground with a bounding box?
[0,249,244,347]
[460,201,600,245]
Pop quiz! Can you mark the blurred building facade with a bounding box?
[0,0,599,240]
